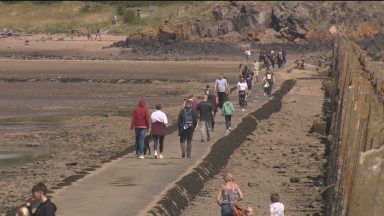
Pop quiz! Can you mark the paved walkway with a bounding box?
[52,75,280,216]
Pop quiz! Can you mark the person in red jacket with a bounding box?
[131,99,150,159]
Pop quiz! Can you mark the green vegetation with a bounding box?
[0,115,69,124]
[117,109,133,118]
[0,1,197,35]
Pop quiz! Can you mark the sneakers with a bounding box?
[242,108,245,112]
[228,127,232,131]
[226,129,229,134]
[138,155,145,159]
[159,154,164,159]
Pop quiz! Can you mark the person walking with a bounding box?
[131,99,150,159]
[245,70,254,97]
[262,69,275,97]
[95,29,101,40]
[206,85,218,131]
[237,77,248,111]
[244,49,251,61]
[217,171,244,216]
[150,104,168,159]
[215,73,229,109]
[253,59,260,84]
[222,95,234,133]
[197,93,213,142]
[177,99,197,158]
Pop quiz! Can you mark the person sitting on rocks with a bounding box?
[25,182,57,216]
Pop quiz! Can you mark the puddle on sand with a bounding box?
[0,147,47,172]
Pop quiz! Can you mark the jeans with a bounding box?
[135,128,147,156]
[211,110,217,129]
[218,92,227,109]
[200,120,211,141]
[180,127,193,156]
[221,203,232,216]
[152,135,164,153]
[239,91,246,108]
[225,115,232,129]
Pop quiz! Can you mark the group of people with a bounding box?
[217,171,285,216]
[259,48,287,70]
[17,49,287,215]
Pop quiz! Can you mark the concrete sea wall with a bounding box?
[325,36,384,216]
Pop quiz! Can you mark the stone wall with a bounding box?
[325,36,384,216]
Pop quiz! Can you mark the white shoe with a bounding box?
[154,150,158,159]
[228,127,232,131]
[138,155,145,159]
[226,129,229,133]
[242,108,245,112]
[159,154,164,159]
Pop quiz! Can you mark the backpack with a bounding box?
[183,109,193,129]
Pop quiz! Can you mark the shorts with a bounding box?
[247,84,252,90]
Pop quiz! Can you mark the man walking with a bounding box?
[205,85,218,131]
[197,93,213,142]
[131,99,150,159]
[215,73,228,109]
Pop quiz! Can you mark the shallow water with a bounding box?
[0,148,46,172]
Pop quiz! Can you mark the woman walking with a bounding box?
[177,99,198,158]
[222,95,234,134]
[217,171,244,216]
[237,77,248,111]
[150,104,168,159]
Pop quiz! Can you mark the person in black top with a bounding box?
[197,93,214,142]
[205,85,218,131]
[177,99,198,158]
[26,182,57,216]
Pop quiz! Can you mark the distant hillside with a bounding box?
[0,1,195,35]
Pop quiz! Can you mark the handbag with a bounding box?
[226,187,244,216]
[232,203,245,216]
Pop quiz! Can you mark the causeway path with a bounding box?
[52,71,281,216]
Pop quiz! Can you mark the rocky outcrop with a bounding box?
[325,36,384,216]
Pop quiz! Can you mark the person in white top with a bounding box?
[237,77,248,111]
[252,59,260,83]
[244,49,252,60]
[150,104,168,159]
[269,193,284,216]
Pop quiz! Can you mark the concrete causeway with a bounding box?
[53,80,277,216]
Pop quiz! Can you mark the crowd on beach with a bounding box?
[14,48,295,216]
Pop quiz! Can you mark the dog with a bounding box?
[143,135,152,155]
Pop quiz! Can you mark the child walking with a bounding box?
[221,95,234,133]
[270,193,284,216]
